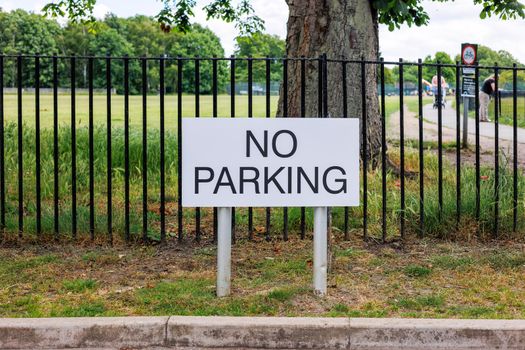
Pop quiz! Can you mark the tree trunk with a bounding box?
[279,0,382,162]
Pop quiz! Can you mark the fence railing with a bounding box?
[0,54,524,243]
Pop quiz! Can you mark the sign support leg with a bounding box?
[462,96,469,148]
[217,207,232,297]
[313,206,328,296]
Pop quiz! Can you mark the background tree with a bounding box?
[0,9,61,87]
[40,0,525,160]
[423,51,455,83]
[0,9,229,93]
[234,33,285,82]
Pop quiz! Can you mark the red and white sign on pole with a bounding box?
[461,43,478,147]
[461,43,478,75]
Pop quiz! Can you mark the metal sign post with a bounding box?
[217,207,232,297]
[313,207,328,295]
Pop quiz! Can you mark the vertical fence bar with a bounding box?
[283,57,289,241]
[88,57,95,239]
[300,57,307,240]
[212,57,218,242]
[17,55,23,237]
[141,57,148,242]
[342,60,349,240]
[322,54,328,118]
[194,57,201,242]
[437,63,443,222]
[159,56,166,243]
[513,64,518,232]
[0,55,4,231]
[399,58,405,238]
[230,55,236,243]
[247,56,254,240]
[493,63,499,238]
[361,59,368,239]
[318,55,323,117]
[70,55,77,239]
[35,55,42,235]
[53,56,59,239]
[124,56,130,241]
[177,58,183,241]
[106,56,113,243]
[475,63,480,226]
[265,57,271,241]
[455,61,461,230]
[380,58,387,243]
[417,59,424,237]
[322,55,330,237]
[498,90,502,116]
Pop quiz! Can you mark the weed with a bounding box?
[393,294,445,310]
[484,252,525,269]
[267,288,296,302]
[53,301,107,317]
[404,265,432,277]
[430,255,475,270]
[62,279,98,292]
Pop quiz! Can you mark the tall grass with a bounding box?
[1,122,524,241]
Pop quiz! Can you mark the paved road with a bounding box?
[423,102,525,144]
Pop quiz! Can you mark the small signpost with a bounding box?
[461,76,476,98]
[461,43,478,146]
[182,118,360,297]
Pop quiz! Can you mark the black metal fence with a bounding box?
[0,54,523,243]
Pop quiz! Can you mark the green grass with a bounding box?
[1,93,280,128]
[383,95,433,122]
[430,255,475,270]
[392,294,445,311]
[403,265,432,278]
[460,97,525,128]
[62,278,98,292]
[0,93,523,241]
[5,124,521,242]
[495,97,525,128]
[484,252,525,269]
[52,301,107,317]
[2,93,425,128]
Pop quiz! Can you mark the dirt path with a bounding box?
[388,105,525,171]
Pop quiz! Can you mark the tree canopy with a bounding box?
[41,0,525,35]
[0,10,227,92]
[234,33,285,82]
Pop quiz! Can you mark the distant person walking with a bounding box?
[431,75,447,109]
[480,75,496,122]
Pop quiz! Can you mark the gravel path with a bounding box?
[388,103,525,171]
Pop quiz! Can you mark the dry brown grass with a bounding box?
[1,233,524,318]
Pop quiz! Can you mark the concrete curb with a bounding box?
[1,316,525,349]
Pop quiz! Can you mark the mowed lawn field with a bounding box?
[494,97,525,128]
[461,96,525,128]
[0,93,427,128]
[1,94,280,128]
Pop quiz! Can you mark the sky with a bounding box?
[1,0,525,62]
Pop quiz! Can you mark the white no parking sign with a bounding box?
[182,118,360,297]
[182,118,360,207]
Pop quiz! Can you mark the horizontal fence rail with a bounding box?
[0,54,523,244]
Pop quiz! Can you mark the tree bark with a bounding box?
[279,0,382,162]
